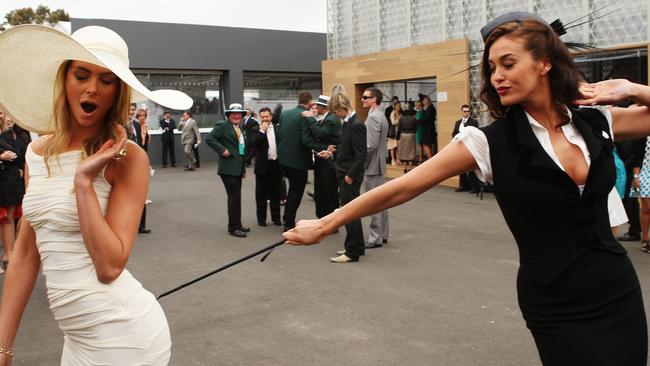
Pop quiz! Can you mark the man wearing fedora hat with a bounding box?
[302,95,341,218]
[206,103,250,238]
[277,91,327,231]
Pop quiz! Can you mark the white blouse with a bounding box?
[454,106,613,185]
[454,106,626,226]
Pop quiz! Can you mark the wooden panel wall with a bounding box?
[322,38,470,187]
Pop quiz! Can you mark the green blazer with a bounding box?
[309,111,341,147]
[277,105,324,170]
[206,121,246,176]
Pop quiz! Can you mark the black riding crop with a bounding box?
[157,239,286,300]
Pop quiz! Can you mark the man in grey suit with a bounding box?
[179,110,201,171]
[362,87,389,249]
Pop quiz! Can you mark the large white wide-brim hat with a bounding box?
[0,24,193,134]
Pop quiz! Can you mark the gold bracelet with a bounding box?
[0,347,14,358]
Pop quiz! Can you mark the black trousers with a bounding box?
[459,171,480,191]
[255,160,282,224]
[281,165,307,229]
[161,138,175,165]
[139,205,147,230]
[339,176,364,259]
[193,146,200,167]
[220,174,242,232]
[314,158,339,218]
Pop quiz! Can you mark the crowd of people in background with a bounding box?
[0,110,31,274]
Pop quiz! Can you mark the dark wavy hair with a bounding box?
[480,19,583,121]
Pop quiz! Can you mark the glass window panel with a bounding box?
[243,72,322,114]
[134,72,223,129]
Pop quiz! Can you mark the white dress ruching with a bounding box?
[22,143,171,366]
[454,106,627,226]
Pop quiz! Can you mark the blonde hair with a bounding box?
[328,85,352,114]
[44,60,131,175]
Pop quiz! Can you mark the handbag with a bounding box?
[387,124,396,139]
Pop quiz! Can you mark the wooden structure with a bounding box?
[322,38,470,187]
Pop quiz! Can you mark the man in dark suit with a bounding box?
[206,103,250,238]
[277,91,326,231]
[131,106,151,233]
[320,103,367,263]
[302,95,341,218]
[249,107,282,227]
[452,104,480,192]
[159,111,176,168]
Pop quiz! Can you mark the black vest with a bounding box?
[482,105,626,284]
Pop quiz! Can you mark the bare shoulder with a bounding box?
[29,135,54,155]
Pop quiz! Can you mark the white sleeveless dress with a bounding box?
[22,144,171,365]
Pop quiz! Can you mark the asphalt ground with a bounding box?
[11,162,650,365]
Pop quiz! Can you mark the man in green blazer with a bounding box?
[301,95,341,218]
[277,91,326,231]
[206,103,250,238]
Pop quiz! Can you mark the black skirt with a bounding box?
[517,249,647,365]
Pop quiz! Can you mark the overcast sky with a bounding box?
[1,0,328,33]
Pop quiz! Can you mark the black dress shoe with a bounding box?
[138,228,152,234]
[239,226,251,232]
[258,222,268,227]
[365,243,383,249]
[382,239,388,244]
[272,221,283,226]
[229,229,247,238]
[617,233,641,242]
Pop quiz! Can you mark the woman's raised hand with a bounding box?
[75,125,128,182]
[575,79,637,106]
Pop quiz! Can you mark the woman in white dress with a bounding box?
[0,25,191,365]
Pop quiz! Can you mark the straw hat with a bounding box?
[225,103,246,115]
[0,24,193,134]
[314,95,330,107]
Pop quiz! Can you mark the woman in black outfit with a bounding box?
[0,119,31,268]
[419,95,437,159]
[285,12,650,366]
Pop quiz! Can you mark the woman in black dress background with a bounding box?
[285,12,650,365]
[0,117,31,269]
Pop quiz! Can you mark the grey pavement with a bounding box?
[12,162,650,365]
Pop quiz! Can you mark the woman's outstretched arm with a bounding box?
[283,140,479,245]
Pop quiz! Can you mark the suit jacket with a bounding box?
[206,121,246,176]
[249,124,280,175]
[277,105,323,170]
[159,118,176,142]
[335,113,367,183]
[452,117,479,137]
[309,112,341,148]
[364,106,388,175]
[130,120,149,150]
[179,118,201,145]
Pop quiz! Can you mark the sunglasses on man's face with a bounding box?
[361,95,374,100]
